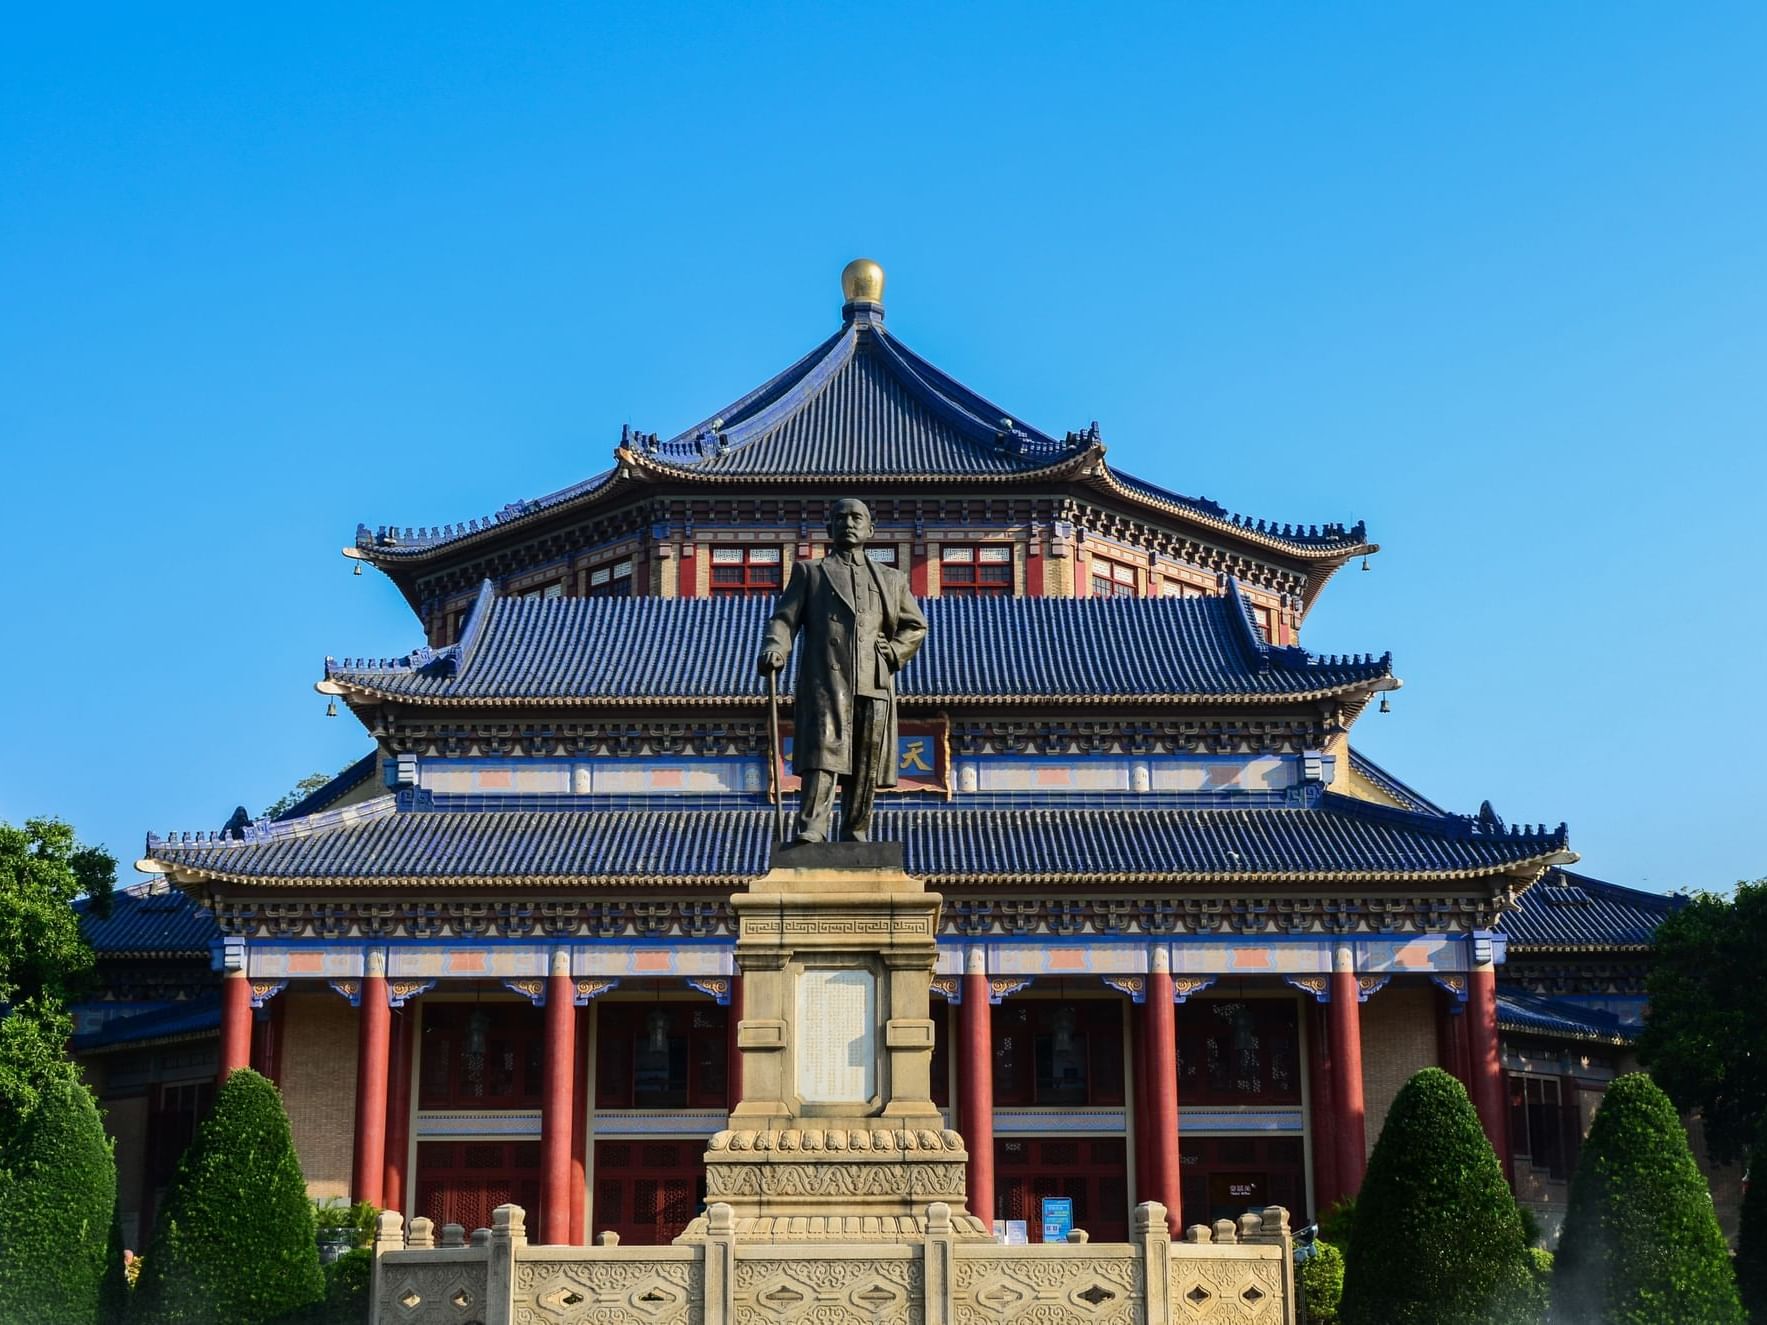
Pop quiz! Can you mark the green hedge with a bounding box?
[1338,1067,1541,1325]
[1299,1239,1345,1323]
[132,1068,325,1325]
[1552,1072,1742,1325]
[0,1073,118,1325]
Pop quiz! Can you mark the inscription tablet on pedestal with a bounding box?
[795,967,875,1104]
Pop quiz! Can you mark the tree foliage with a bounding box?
[1553,1072,1742,1324]
[0,817,114,1009]
[0,1073,118,1325]
[1638,880,1767,1166]
[263,768,350,820]
[1339,1068,1541,1325]
[132,1070,324,1325]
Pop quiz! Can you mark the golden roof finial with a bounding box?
[841,258,885,306]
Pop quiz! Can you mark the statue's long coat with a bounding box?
[762,554,928,782]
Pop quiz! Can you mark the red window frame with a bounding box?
[594,1003,730,1110]
[1175,998,1302,1107]
[1089,555,1137,598]
[991,1000,1125,1108]
[709,545,784,597]
[418,1004,546,1110]
[939,544,1012,597]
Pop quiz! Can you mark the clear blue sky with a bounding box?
[3,4,1762,895]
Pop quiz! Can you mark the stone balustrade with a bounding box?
[370,1199,1293,1325]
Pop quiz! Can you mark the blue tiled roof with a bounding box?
[146,788,1569,886]
[1497,988,1636,1045]
[72,993,220,1053]
[1348,749,1446,816]
[354,319,1368,562]
[1499,868,1682,951]
[76,883,219,957]
[324,579,1395,705]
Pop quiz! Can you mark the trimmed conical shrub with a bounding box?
[0,1072,118,1324]
[132,1069,324,1325]
[1338,1067,1541,1325]
[1553,1072,1742,1325]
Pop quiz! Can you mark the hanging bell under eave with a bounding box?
[1361,556,1370,572]
[1378,695,1391,714]
[353,561,362,576]
[325,699,338,718]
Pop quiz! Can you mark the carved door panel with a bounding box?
[413,1140,543,1240]
[996,1137,1129,1242]
[592,1139,704,1246]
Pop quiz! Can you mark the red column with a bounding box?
[959,951,994,1233]
[1437,986,1472,1091]
[219,970,252,1085]
[383,1007,415,1216]
[677,545,698,597]
[1467,962,1511,1184]
[1308,1001,1339,1218]
[1327,952,1367,1199]
[569,1004,589,1245]
[1132,994,1150,1200]
[1145,963,1182,1234]
[726,976,744,1110]
[352,967,391,1207]
[541,961,577,1243]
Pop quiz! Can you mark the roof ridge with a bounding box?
[1317,789,1571,846]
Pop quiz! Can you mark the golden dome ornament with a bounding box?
[841,258,885,306]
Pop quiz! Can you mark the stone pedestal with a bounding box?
[679,843,991,1243]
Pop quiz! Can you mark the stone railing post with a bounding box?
[406,1216,434,1249]
[1135,1201,1171,1325]
[1247,1205,1296,1322]
[923,1201,954,1325]
[369,1210,404,1321]
[704,1201,736,1325]
[485,1203,527,1325]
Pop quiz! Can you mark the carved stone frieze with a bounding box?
[732,1254,923,1325]
[952,1251,1141,1325]
[511,1255,701,1325]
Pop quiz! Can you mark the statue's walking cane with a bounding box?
[766,668,787,846]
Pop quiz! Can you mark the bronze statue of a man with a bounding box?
[757,498,928,843]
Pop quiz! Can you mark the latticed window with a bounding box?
[520,580,565,602]
[940,544,1012,596]
[1159,578,1205,598]
[709,545,783,597]
[586,558,633,597]
[1089,555,1137,598]
[1510,1074,1571,1180]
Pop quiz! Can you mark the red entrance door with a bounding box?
[996,1138,1129,1242]
[592,1139,704,1245]
[414,1140,544,1240]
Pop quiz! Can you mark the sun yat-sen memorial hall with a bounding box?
[90,261,1684,1264]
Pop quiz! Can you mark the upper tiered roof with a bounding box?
[1498,867,1684,951]
[351,261,1374,577]
[144,787,1570,889]
[320,578,1396,709]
